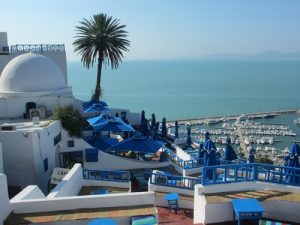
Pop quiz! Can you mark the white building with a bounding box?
[0,32,74,193]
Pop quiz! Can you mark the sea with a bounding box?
[68,60,300,153]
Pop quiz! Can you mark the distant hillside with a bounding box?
[200,51,300,60]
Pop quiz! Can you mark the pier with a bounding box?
[236,126,248,157]
[167,109,298,126]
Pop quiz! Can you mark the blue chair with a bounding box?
[164,193,179,214]
[88,218,117,225]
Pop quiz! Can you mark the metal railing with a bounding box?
[82,169,130,183]
[201,163,300,187]
[150,173,200,190]
[151,163,300,189]
[10,44,65,52]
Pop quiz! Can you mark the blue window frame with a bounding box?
[68,140,75,147]
[44,158,48,172]
[53,133,61,145]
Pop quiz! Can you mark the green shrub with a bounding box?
[52,106,86,137]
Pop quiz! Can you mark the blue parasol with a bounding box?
[85,136,119,151]
[110,135,165,153]
[87,114,135,132]
[82,100,110,113]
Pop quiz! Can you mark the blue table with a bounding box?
[232,198,264,225]
[91,189,111,195]
[88,218,117,225]
[164,193,179,213]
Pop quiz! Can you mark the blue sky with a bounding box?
[1,0,300,61]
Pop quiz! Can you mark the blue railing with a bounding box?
[150,173,200,190]
[201,163,300,187]
[183,158,204,169]
[151,163,300,189]
[83,169,130,183]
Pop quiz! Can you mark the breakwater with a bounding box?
[166,109,298,126]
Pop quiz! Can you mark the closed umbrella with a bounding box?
[150,113,156,129]
[141,110,146,125]
[202,132,217,180]
[186,126,192,147]
[174,120,179,139]
[224,137,238,161]
[285,143,300,184]
[247,146,256,163]
[161,117,167,137]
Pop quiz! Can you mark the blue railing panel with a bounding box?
[82,169,130,182]
[150,173,200,190]
[202,163,300,187]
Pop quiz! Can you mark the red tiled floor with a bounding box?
[157,207,202,225]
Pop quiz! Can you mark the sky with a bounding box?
[1,0,300,61]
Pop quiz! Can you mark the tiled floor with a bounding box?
[157,207,300,225]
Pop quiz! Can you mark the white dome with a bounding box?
[0,53,66,92]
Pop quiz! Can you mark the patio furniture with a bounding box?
[91,189,111,195]
[130,214,157,225]
[88,218,117,225]
[164,192,179,214]
[232,198,264,225]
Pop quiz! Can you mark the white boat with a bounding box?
[294,118,300,124]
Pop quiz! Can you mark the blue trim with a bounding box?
[150,173,200,190]
[151,163,300,189]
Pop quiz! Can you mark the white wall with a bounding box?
[31,121,61,193]
[0,95,73,119]
[0,121,61,193]
[193,181,300,224]
[0,129,36,187]
[11,185,45,201]
[47,164,83,198]
[83,180,131,191]
[0,174,11,225]
[0,143,3,173]
[11,192,155,213]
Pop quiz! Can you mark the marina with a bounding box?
[1,4,300,224]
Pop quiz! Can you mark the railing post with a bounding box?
[252,164,258,180]
[201,167,205,185]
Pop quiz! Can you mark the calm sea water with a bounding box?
[68,60,300,121]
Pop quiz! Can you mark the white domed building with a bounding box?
[0,50,73,119]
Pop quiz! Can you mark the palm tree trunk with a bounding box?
[93,52,103,101]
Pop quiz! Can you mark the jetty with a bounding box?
[167,109,298,126]
[236,126,248,157]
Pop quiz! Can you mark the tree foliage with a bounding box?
[73,13,130,100]
[52,106,86,137]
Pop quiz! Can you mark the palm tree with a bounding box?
[73,13,130,101]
